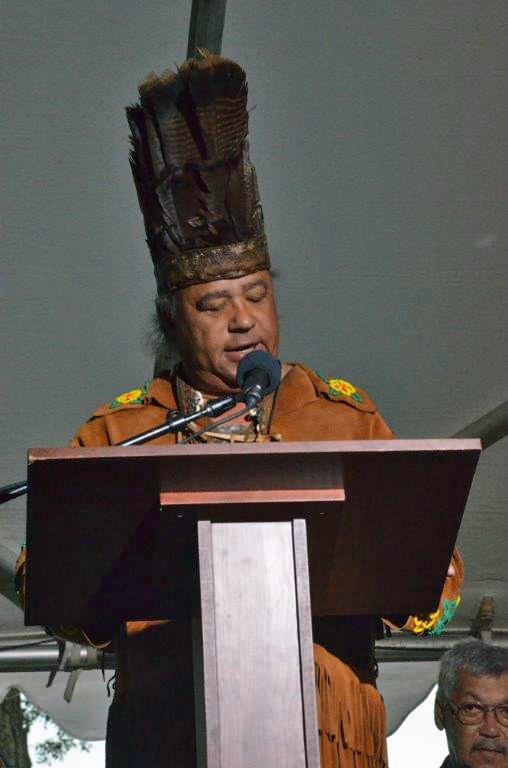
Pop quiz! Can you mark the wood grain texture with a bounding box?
[196,521,221,768]
[211,521,307,767]
[27,438,481,463]
[160,488,345,506]
[293,519,321,768]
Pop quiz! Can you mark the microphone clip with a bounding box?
[241,385,264,411]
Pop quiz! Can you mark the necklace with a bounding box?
[174,372,275,443]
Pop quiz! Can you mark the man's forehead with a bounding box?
[182,271,272,302]
[455,670,508,702]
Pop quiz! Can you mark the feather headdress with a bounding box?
[126,54,270,293]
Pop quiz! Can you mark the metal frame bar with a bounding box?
[187,0,227,59]
[453,401,508,449]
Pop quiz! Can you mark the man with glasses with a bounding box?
[435,640,508,768]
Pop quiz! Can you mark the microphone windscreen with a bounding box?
[236,350,282,394]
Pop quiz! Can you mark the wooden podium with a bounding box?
[25,439,480,768]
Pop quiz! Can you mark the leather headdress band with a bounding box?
[155,234,270,293]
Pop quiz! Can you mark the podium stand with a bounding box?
[25,439,480,768]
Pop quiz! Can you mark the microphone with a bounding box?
[236,350,282,410]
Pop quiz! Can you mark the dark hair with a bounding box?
[438,640,508,699]
[149,293,180,374]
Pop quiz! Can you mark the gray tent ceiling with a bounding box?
[1,0,507,741]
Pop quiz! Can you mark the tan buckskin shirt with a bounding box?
[17,363,463,768]
[70,363,394,447]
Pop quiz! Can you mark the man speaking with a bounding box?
[18,53,462,767]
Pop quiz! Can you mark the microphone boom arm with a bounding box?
[0,394,239,505]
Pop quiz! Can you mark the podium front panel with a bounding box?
[25,439,480,624]
[196,519,320,768]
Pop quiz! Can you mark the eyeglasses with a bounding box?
[446,700,508,727]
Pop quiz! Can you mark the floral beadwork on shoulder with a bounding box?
[317,372,364,403]
[110,381,151,409]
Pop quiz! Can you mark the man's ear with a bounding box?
[435,695,445,731]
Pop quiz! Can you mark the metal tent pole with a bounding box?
[187,0,227,59]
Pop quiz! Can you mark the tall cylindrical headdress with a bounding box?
[126,54,270,294]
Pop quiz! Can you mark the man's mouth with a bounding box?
[473,745,506,755]
[224,342,264,360]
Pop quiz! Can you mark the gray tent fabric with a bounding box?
[0,669,110,742]
[378,662,440,735]
[1,0,507,742]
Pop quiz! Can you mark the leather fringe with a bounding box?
[314,644,388,768]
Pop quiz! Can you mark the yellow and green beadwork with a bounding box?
[411,596,461,636]
[110,381,151,409]
[428,596,461,636]
[317,372,363,403]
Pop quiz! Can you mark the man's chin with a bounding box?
[179,365,237,397]
[467,749,507,768]
[202,370,241,396]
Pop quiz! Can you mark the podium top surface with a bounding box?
[28,438,481,462]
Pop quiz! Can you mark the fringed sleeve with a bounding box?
[314,643,388,768]
[14,546,27,607]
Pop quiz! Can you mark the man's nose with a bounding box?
[228,299,256,332]
[479,710,501,737]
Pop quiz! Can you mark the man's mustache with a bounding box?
[473,741,506,754]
